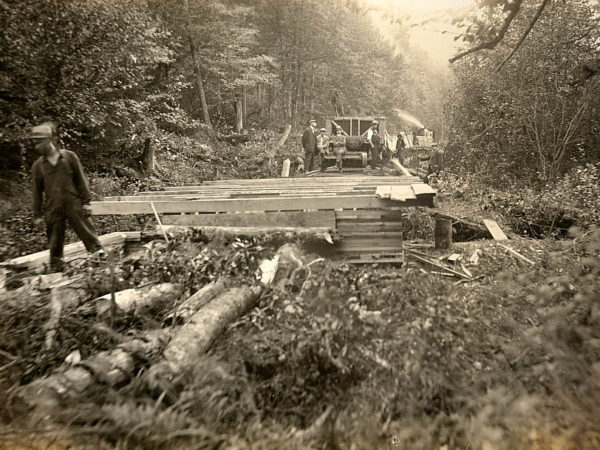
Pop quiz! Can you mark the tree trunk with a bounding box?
[234,98,243,133]
[276,124,292,149]
[309,65,315,118]
[140,138,155,176]
[183,0,212,128]
[242,86,247,122]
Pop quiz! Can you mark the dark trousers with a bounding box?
[304,150,316,172]
[371,144,382,168]
[46,200,101,269]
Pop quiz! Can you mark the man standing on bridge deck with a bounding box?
[316,127,329,172]
[331,125,347,172]
[366,120,382,169]
[30,122,103,272]
[301,119,318,172]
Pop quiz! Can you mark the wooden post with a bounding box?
[434,217,452,249]
[281,159,291,178]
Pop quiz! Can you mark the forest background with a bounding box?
[0,0,599,254]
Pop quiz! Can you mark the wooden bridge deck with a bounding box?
[91,174,436,261]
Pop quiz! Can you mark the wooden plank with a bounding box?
[335,245,404,253]
[342,255,404,264]
[483,219,508,241]
[339,231,403,238]
[337,224,404,233]
[119,189,379,201]
[335,210,404,220]
[91,195,433,215]
[151,181,420,192]
[410,183,437,196]
[375,186,392,199]
[161,211,335,228]
[167,176,420,187]
[390,185,417,201]
[1,232,131,270]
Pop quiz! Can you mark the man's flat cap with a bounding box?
[319,128,326,132]
[29,123,55,139]
[309,119,317,124]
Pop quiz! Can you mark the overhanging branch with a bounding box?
[496,0,550,71]
[449,0,524,64]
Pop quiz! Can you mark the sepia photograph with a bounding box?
[0,0,599,448]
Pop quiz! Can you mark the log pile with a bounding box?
[11,237,284,427]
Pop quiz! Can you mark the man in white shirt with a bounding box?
[366,120,381,169]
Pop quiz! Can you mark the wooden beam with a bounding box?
[91,194,434,215]
[281,159,291,177]
[161,211,336,228]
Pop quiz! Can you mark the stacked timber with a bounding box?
[91,174,436,260]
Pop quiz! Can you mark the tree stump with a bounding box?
[434,217,452,249]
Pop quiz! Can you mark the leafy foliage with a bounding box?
[446,0,600,184]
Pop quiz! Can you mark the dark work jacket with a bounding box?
[32,149,92,219]
[302,127,317,153]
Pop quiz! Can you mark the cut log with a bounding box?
[44,275,89,351]
[147,285,264,387]
[163,279,229,326]
[19,329,168,424]
[147,254,280,387]
[94,283,181,316]
[160,225,337,242]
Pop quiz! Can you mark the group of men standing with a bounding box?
[301,118,383,173]
[302,119,349,172]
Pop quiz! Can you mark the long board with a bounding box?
[91,194,434,215]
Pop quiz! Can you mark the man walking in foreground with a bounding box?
[30,122,103,271]
[301,119,318,172]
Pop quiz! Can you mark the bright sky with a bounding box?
[366,0,476,64]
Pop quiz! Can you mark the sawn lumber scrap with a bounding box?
[483,219,508,240]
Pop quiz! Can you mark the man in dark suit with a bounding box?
[301,119,318,172]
